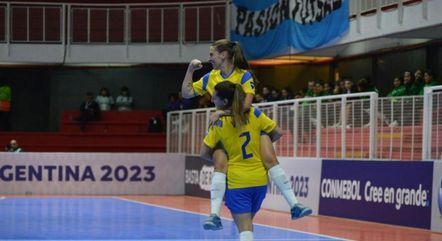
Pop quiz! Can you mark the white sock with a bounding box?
[239,231,254,241]
[210,172,226,216]
[268,165,298,208]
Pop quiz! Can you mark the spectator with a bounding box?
[271,88,280,101]
[95,87,114,111]
[323,82,333,96]
[304,80,315,97]
[414,69,424,90]
[178,91,193,110]
[332,78,355,128]
[197,93,212,108]
[254,93,265,103]
[419,70,438,95]
[116,86,133,111]
[333,83,343,95]
[403,71,421,96]
[338,79,346,93]
[75,92,101,132]
[294,90,305,99]
[5,139,22,152]
[384,76,407,127]
[313,82,323,97]
[387,77,406,97]
[343,78,356,94]
[280,87,293,100]
[165,93,181,112]
[261,86,272,102]
[0,80,12,131]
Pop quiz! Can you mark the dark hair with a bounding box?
[99,87,110,96]
[212,39,259,85]
[214,81,247,128]
[393,76,403,82]
[120,86,131,96]
[425,69,434,78]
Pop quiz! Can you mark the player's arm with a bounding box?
[181,59,203,98]
[268,126,283,142]
[258,108,282,142]
[200,143,214,162]
[201,125,220,162]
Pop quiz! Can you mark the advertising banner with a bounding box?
[262,157,321,215]
[185,155,213,198]
[0,152,185,195]
[319,160,433,229]
[431,161,442,232]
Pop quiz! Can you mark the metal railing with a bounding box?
[0,1,228,44]
[422,86,442,160]
[349,0,424,16]
[167,89,442,161]
[0,0,425,45]
[167,92,379,159]
[377,95,424,160]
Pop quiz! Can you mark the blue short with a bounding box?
[225,185,267,214]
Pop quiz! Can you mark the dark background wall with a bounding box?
[2,65,190,131]
[254,64,331,93]
[48,65,189,131]
[0,69,51,132]
[0,44,440,132]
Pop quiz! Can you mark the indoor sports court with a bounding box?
[1,0,442,241]
[1,195,441,241]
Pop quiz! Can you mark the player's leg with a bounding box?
[260,134,312,220]
[203,147,227,230]
[232,213,254,241]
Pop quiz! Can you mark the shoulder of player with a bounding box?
[249,107,263,118]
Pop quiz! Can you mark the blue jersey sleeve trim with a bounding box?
[202,73,210,91]
[253,107,262,118]
[240,71,252,84]
[213,119,223,128]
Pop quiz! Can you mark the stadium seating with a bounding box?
[0,111,166,152]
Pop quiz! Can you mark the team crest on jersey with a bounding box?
[250,82,255,89]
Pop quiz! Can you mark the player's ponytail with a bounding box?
[232,84,247,128]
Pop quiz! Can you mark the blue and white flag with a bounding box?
[231,0,349,59]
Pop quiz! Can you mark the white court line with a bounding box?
[114,196,354,241]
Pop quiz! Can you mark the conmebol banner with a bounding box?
[319,160,433,229]
[230,0,349,59]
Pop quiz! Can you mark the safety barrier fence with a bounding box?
[168,87,442,161]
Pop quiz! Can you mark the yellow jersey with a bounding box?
[203,107,276,189]
[192,68,255,96]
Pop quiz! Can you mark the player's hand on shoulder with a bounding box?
[209,110,226,126]
[188,59,203,72]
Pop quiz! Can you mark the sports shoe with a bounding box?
[203,214,223,230]
[291,203,312,220]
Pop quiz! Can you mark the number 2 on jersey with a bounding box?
[240,131,253,159]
